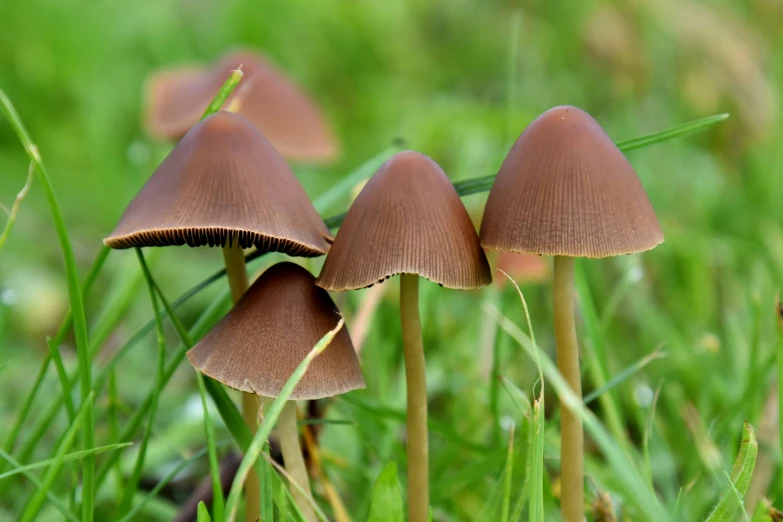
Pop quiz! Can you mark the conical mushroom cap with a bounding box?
[104,111,331,256]
[480,106,663,258]
[145,49,339,163]
[187,262,365,400]
[316,150,492,291]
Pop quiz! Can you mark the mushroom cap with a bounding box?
[316,150,492,291]
[480,106,663,258]
[145,49,339,163]
[187,262,365,400]
[104,111,331,256]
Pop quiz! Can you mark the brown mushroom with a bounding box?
[145,49,339,164]
[316,150,491,522]
[105,110,330,255]
[480,105,663,522]
[189,262,363,522]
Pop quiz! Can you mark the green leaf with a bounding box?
[705,421,758,522]
[197,501,212,522]
[614,113,729,152]
[499,376,531,417]
[223,319,346,522]
[367,462,405,522]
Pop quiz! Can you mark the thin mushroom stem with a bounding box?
[221,237,261,522]
[277,401,317,522]
[553,256,584,522]
[400,274,429,522]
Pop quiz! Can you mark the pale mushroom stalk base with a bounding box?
[400,274,429,522]
[277,401,317,522]
[553,256,584,522]
[221,241,261,522]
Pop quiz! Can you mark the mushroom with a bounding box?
[104,110,330,522]
[316,150,491,522]
[480,105,663,522]
[188,262,364,521]
[145,49,339,164]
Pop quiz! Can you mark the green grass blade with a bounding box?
[20,391,95,522]
[147,277,252,450]
[501,424,515,521]
[583,348,667,406]
[367,462,405,522]
[574,263,627,447]
[0,448,79,522]
[224,319,346,522]
[487,304,669,520]
[117,439,232,522]
[1,245,110,472]
[197,501,212,522]
[195,370,224,522]
[115,250,169,514]
[201,67,243,119]
[614,113,730,152]
[0,161,34,249]
[47,334,75,423]
[499,376,531,417]
[704,421,758,522]
[94,288,232,485]
[0,443,131,480]
[776,295,783,494]
[527,399,545,522]
[0,87,95,522]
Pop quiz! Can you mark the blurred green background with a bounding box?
[2,0,783,520]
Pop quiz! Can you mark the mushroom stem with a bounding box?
[400,274,429,522]
[553,256,584,522]
[221,239,261,522]
[277,401,317,522]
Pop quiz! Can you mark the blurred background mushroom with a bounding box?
[145,49,340,164]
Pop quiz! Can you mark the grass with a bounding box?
[2,1,783,520]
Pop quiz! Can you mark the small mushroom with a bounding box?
[480,105,663,522]
[145,49,339,164]
[189,262,364,521]
[316,150,491,522]
[105,110,330,255]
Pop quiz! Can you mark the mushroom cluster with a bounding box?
[107,52,662,522]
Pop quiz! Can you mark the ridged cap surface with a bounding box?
[316,150,491,290]
[187,262,365,400]
[105,111,330,256]
[145,49,339,163]
[480,106,663,258]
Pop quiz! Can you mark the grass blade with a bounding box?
[0,448,79,522]
[527,399,545,522]
[224,319,346,522]
[0,161,34,249]
[501,424,516,521]
[197,501,212,522]
[201,67,243,119]
[0,87,95,522]
[19,391,95,522]
[486,304,669,520]
[704,421,758,522]
[115,250,169,514]
[367,462,405,522]
[614,113,730,152]
[117,439,232,522]
[195,370,224,522]
[0,443,131,481]
[583,348,667,406]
